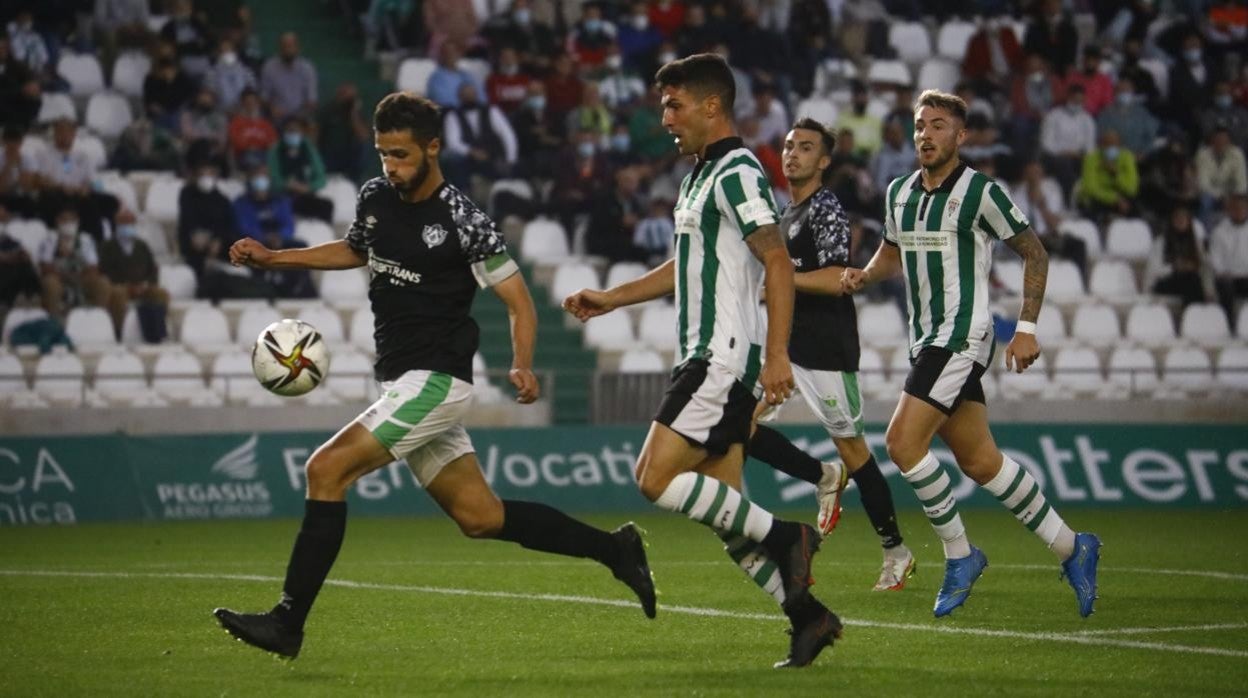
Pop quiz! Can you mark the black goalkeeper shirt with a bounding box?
[345,179,510,383]
[780,186,860,372]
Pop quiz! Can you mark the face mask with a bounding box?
[514,8,531,25]
[197,175,216,192]
[632,15,648,30]
[1185,48,1202,63]
[527,95,546,111]
[58,222,78,236]
[659,51,676,64]
[584,18,603,32]
[1067,101,1083,112]
[501,63,518,76]
[606,55,622,70]
[1116,92,1135,106]
[1103,146,1120,161]
[251,175,270,193]
[1216,95,1233,109]
[116,224,138,241]
[577,141,595,159]
[221,52,237,65]
[611,133,630,152]
[284,132,303,148]
[1030,71,1046,82]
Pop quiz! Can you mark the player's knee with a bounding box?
[884,425,923,469]
[455,505,504,539]
[304,448,352,495]
[634,463,670,502]
[959,450,1002,485]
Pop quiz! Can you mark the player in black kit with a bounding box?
[750,119,915,590]
[212,93,655,659]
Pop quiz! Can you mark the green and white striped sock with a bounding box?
[653,472,774,542]
[716,530,786,605]
[983,455,1076,560]
[902,452,972,559]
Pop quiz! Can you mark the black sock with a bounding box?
[748,425,823,484]
[761,518,801,555]
[851,456,903,549]
[271,499,347,632]
[497,500,620,568]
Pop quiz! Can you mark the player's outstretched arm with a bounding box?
[229,238,366,271]
[794,266,847,295]
[840,241,901,294]
[492,271,540,403]
[562,258,676,322]
[748,224,796,405]
[1004,227,1048,373]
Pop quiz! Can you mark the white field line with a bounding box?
[120,559,1248,583]
[1,568,1246,660]
[1070,623,1248,636]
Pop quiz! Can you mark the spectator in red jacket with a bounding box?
[486,47,533,115]
[962,17,1023,92]
[1063,45,1115,117]
[228,88,277,172]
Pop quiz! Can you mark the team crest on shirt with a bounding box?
[364,215,377,229]
[422,223,448,248]
[946,197,961,220]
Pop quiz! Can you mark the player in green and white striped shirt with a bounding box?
[841,89,1101,620]
[563,54,840,668]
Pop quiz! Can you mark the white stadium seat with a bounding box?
[1240,305,1248,339]
[1104,218,1152,260]
[859,347,891,399]
[0,350,28,395]
[1139,57,1170,98]
[92,348,148,405]
[866,60,912,87]
[1058,218,1103,258]
[57,53,106,97]
[348,306,375,353]
[1106,345,1159,396]
[3,307,50,346]
[110,50,150,97]
[179,304,232,351]
[793,97,838,124]
[65,307,117,353]
[1046,259,1086,303]
[322,176,359,226]
[325,347,374,402]
[549,262,599,307]
[295,219,335,247]
[396,57,437,94]
[152,349,216,405]
[144,176,185,223]
[1051,346,1105,397]
[36,92,76,124]
[583,313,636,351]
[84,91,133,140]
[519,217,570,264]
[158,263,198,299]
[1162,346,1214,395]
[235,304,282,347]
[319,269,370,308]
[5,218,50,261]
[297,305,347,343]
[638,304,677,351]
[998,354,1049,400]
[34,347,85,406]
[936,20,977,60]
[73,132,108,172]
[1179,303,1231,346]
[813,59,859,99]
[1069,303,1121,347]
[1216,344,1248,394]
[916,58,960,93]
[96,171,140,213]
[858,302,908,346]
[211,350,282,406]
[994,259,1024,296]
[489,179,534,217]
[1036,305,1069,347]
[605,261,649,290]
[458,58,491,85]
[1087,259,1138,300]
[618,348,666,373]
[1125,302,1177,348]
[888,22,933,63]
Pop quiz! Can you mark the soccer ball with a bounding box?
[251,319,330,396]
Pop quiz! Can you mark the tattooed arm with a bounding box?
[1003,227,1048,373]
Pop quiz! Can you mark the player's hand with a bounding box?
[840,267,867,294]
[759,354,795,405]
[562,288,613,322]
[509,367,540,404]
[1005,330,1041,373]
[229,238,274,268]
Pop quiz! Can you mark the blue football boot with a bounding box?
[933,546,988,617]
[1061,532,1102,618]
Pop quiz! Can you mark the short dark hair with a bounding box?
[654,53,735,113]
[789,117,836,156]
[373,91,442,143]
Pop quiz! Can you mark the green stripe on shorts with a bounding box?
[842,372,863,435]
[371,372,454,450]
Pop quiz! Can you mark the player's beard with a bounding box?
[921,143,956,174]
[406,152,432,193]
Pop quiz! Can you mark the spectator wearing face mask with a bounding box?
[317,83,372,183]
[1209,192,1248,326]
[1195,127,1248,223]
[617,1,663,70]
[203,38,256,113]
[1095,77,1158,158]
[178,163,240,280]
[228,88,278,172]
[486,47,533,115]
[160,0,214,79]
[427,40,486,110]
[442,82,519,189]
[511,82,562,178]
[112,117,182,174]
[567,2,617,67]
[181,86,230,173]
[1169,33,1217,137]
[1023,0,1079,75]
[98,209,168,341]
[233,164,295,244]
[1200,80,1248,146]
[144,54,197,133]
[1062,45,1114,117]
[834,81,882,159]
[565,82,613,146]
[1040,84,1097,199]
[543,53,584,128]
[260,32,318,124]
[1145,204,1215,307]
[38,206,112,323]
[1077,129,1139,220]
[552,128,614,235]
[594,45,646,111]
[267,116,333,222]
[482,0,557,74]
[962,16,1023,91]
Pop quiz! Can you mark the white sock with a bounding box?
[654,472,775,543]
[902,452,972,559]
[717,530,785,605]
[983,454,1076,560]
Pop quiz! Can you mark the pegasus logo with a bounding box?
[211,434,260,480]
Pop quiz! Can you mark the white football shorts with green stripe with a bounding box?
[355,370,475,486]
[757,364,865,438]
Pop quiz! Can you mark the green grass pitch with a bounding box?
[1,509,1246,696]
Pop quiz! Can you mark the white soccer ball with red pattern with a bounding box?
[251,319,330,396]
